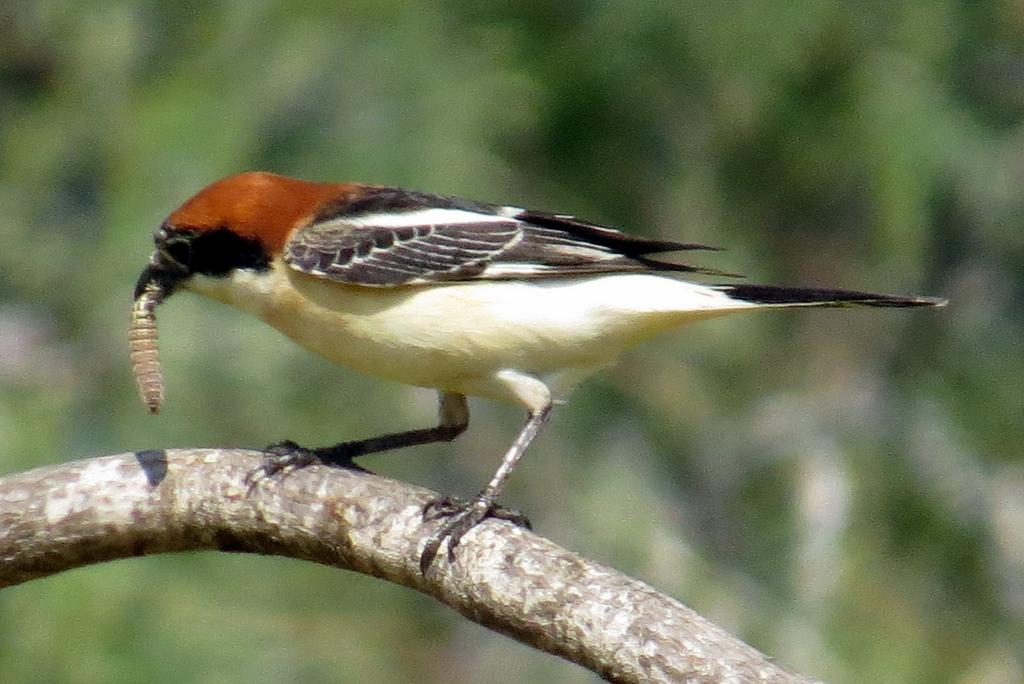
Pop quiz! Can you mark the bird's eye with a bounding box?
[161,238,192,268]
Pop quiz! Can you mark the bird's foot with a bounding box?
[245,440,368,490]
[419,495,531,573]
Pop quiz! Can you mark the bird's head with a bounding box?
[134,171,347,300]
[129,171,351,413]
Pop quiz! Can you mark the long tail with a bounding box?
[714,284,947,308]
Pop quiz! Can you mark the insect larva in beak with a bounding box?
[129,285,165,414]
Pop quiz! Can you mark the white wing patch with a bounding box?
[336,208,516,229]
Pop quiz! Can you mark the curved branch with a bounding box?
[0,449,815,683]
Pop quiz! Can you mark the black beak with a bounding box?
[134,226,193,301]
[133,258,187,301]
[133,264,162,300]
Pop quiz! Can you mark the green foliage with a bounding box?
[1,2,1021,681]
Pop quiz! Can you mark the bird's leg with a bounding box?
[420,396,553,573]
[253,392,469,480]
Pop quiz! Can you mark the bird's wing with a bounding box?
[284,187,727,287]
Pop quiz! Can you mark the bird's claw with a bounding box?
[243,440,324,491]
[423,496,531,528]
[419,496,531,573]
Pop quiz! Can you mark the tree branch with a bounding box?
[0,449,816,683]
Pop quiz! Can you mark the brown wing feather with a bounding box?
[286,221,522,286]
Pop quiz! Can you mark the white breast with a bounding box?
[188,262,755,401]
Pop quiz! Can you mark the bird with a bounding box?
[132,171,946,572]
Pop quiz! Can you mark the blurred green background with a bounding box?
[1,1,1021,682]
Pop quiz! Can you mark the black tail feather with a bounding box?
[716,284,947,308]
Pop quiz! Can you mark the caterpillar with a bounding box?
[129,284,165,414]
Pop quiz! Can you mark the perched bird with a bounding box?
[133,171,945,571]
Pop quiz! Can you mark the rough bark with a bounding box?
[0,449,817,683]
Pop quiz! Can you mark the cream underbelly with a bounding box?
[188,264,753,398]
